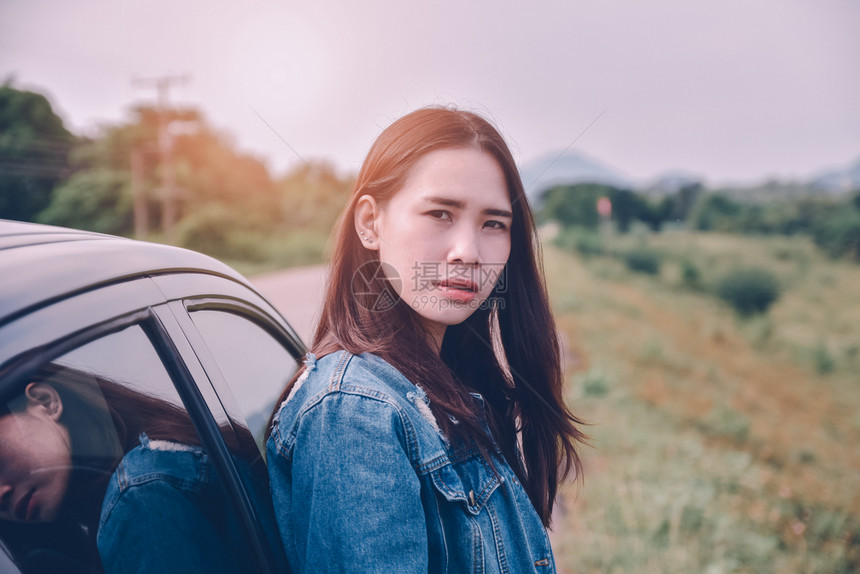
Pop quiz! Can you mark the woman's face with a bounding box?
[362,147,512,349]
[0,385,72,523]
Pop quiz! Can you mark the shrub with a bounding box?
[700,405,751,443]
[813,341,836,375]
[680,259,702,290]
[692,194,743,232]
[574,232,606,257]
[811,210,860,260]
[623,247,661,275]
[553,228,605,257]
[175,203,268,261]
[264,229,327,268]
[574,367,610,397]
[716,267,781,315]
[38,170,133,235]
[177,204,235,256]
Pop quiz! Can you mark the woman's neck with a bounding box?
[426,324,446,356]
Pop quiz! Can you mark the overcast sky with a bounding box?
[1,0,858,185]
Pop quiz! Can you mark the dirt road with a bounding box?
[249,264,329,345]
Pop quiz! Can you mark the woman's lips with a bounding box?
[435,280,477,302]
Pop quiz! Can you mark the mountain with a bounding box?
[518,150,860,205]
[518,151,634,204]
[810,157,860,195]
[641,170,705,197]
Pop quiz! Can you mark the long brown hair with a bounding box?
[270,106,586,525]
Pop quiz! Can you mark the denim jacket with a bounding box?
[267,351,556,573]
[97,433,278,574]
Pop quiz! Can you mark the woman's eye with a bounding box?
[484,220,508,230]
[427,210,452,221]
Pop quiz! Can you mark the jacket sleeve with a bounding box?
[267,392,428,573]
[96,478,238,574]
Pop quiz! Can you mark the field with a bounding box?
[545,230,860,573]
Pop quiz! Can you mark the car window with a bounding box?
[0,323,272,573]
[188,309,300,449]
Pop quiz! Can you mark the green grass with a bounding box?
[546,229,860,573]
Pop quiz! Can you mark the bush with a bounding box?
[680,259,702,290]
[623,247,661,275]
[811,210,860,260]
[554,228,605,257]
[813,341,836,375]
[692,194,743,232]
[177,204,236,256]
[38,170,133,235]
[716,267,781,315]
[700,405,751,443]
[176,203,268,261]
[574,367,610,397]
[263,229,327,268]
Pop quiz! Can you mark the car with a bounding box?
[0,219,306,573]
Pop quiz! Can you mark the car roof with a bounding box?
[0,220,254,326]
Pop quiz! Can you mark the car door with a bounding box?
[0,274,302,573]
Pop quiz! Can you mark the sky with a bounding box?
[1,0,858,186]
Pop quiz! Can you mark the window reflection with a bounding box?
[0,324,274,573]
[190,310,298,447]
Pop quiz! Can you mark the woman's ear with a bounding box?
[354,194,381,251]
[24,383,63,421]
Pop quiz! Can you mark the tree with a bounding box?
[539,183,613,229]
[277,160,350,231]
[37,106,159,236]
[0,82,75,221]
[609,188,654,232]
[38,170,132,235]
[692,194,744,231]
[540,183,672,233]
[812,210,860,261]
[38,104,283,242]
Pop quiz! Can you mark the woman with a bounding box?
[0,364,276,573]
[266,106,587,572]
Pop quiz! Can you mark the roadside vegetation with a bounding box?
[545,231,860,573]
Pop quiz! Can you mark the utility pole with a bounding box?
[132,74,189,243]
[130,148,147,238]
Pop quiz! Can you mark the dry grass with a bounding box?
[545,230,860,573]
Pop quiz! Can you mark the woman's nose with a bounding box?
[447,226,480,265]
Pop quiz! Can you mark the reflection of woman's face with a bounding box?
[0,390,72,523]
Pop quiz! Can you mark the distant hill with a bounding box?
[518,150,860,205]
[810,157,860,195]
[519,151,634,204]
[641,170,705,197]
